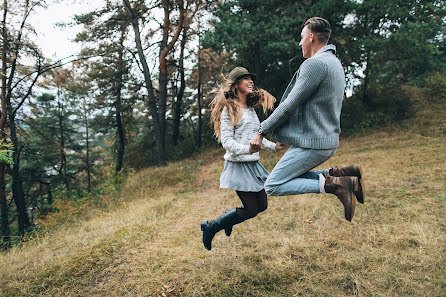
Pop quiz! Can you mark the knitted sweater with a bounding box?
[258,44,346,149]
[221,106,276,162]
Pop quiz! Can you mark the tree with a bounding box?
[172,1,202,146]
[3,0,42,237]
[1,0,11,248]
[123,0,186,166]
[344,0,445,106]
[1,0,82,238]
[74,2,132,172]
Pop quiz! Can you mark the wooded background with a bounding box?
[1,0,445,249]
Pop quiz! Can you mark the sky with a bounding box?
[28,0,104,60]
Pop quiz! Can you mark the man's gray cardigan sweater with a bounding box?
[259,44,346,149]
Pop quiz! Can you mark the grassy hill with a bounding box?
[1,97,445,296]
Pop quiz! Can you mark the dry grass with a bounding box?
[1,118,446,296]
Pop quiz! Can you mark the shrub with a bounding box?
[425,72,446,100]
[341,85,414,134]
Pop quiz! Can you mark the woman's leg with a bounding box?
[202,190,267,250]
[225,190,266,237]
[256,189,268,213]
[236,191,260,220]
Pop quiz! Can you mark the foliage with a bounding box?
[341,84,415,134]
[202,0,308,97]
[203,0,445,130]
[0,139,14,165]
[425,72,446,99]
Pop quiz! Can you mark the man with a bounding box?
[250,17,365,221]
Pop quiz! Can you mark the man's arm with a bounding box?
[258,58,328,135]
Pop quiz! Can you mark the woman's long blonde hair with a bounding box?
[210,78,276,141]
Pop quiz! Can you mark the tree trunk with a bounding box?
[38,181,46,215]
[57,87,68,192]
[362,51,370,107]
[5,0,31,236]
[5,101,29,236]
[83,99,91,192]
[362,10,374,108]
[196,20,202,147]
[46,184,52,206]
[0,162,10,249]
[158,0,184,156]
[172,29,187,145]
[123,0,166,166]
[0,0,10,248]
[124,0,183,166]
[115,27,126,172]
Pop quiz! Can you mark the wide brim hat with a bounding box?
[228,67,256,84]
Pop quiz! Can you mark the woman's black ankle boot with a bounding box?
[200,209,244,250]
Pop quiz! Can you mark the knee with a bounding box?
[264,182,276,196]
[259,205,268,212]
[258,202,268,213]
[248,213,258,219]
[239,208,258,219]
[246,208,259,219]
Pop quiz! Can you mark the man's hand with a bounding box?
[250,133,264,148]
[275,142,286,151]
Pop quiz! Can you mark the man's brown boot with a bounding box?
[324,176,358,222]
[329,164,365,204]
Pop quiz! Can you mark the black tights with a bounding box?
[235,189,268,220]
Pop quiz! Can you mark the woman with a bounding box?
[200,67,285,251]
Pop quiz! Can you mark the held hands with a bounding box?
[249,133,285,153]
[249,133,264,153]
[249,143,263,153]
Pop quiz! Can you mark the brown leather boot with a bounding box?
[324,176,358,222]
[329,164,365,204]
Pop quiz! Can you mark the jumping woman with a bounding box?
[200,67,285,251]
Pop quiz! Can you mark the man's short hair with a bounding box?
[304,17,331,44]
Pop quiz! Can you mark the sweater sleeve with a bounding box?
[262,138,276,151]
[259,58,327,134]
[220,107,251,155]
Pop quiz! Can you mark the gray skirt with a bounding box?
[219,160,269,192]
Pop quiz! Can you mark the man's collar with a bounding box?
[312,44,336,58]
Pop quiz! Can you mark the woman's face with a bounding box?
[236,75,254,95]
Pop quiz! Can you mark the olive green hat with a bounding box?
[228,67,256,84]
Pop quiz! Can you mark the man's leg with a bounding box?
[264,146,358,221]
[264,146,335,196]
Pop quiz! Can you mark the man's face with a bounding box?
[299,26,313,58]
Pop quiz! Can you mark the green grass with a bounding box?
[1,100,445,296]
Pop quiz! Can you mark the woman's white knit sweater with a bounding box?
[220,106,276,162]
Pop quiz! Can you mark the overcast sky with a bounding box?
[28,0,104,59]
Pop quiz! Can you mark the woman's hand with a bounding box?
[275,142,286,151]
[249,143,263,153]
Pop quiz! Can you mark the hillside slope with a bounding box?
[1,107,446,296]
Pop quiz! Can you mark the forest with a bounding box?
[1,0,445,250]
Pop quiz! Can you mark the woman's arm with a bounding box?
[220,108,251,155]
[262,138,276,151]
